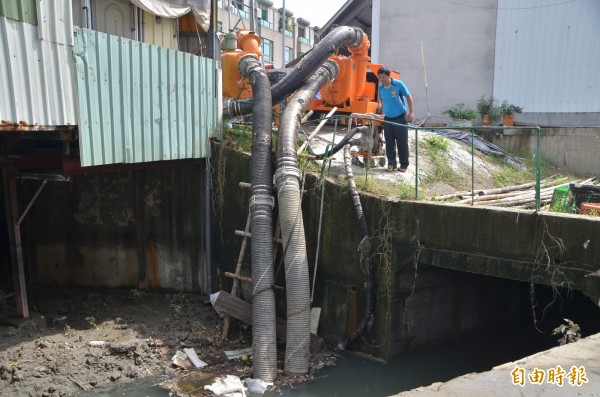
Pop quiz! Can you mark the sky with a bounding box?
[270,0,348,28]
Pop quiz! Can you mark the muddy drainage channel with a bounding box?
[86,322,570,397]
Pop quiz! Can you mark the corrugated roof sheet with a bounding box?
[0,2,77,127]
[74,27,217,166]
[0,0,37,25]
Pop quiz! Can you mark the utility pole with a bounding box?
[281,0,286,67]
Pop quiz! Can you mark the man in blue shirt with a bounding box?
[375,66,414,172]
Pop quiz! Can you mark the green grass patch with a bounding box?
[486,149,555,188]
[423,134,450,153]
[354,176,421,199]
[421,135,462,188]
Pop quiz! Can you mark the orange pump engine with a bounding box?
[308,33,399,115]
[221,29,262,99]
[220,29,399,116]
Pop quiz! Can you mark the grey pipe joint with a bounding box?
[250,194,275,210]
[322,60,340,82]
[274,165,302,186]
[238,54,262,77]
[349,27,365,48]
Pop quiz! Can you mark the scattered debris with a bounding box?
[183,347,208,368]
[244,378,272,394]
[88,340,105,347]
[205,375,247,396]
[212,290,324,353]
[108,340,138,354]
[224,347,253,360]
[172,350,195,370]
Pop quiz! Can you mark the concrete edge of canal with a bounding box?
[394,332,600,396]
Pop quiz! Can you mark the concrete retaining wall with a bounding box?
[485,127,600,175]
[214,145,600,360]
[19,144,600,361]
[22,164,209,292]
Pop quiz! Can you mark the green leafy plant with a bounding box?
[552,318,581,345]
[443,103,477,121]
[423,134,450,153]
[500,101,523,115]
[63,325,75,337]
[85,316,98,329]
[476,95,500,121]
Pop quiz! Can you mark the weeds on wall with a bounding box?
[362,201,394,349]
[530,218,570,333]
[552,318,581,345]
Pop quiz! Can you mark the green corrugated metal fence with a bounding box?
[73,27,217,167]
[0,0,37,25]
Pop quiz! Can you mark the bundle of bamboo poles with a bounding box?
[432,176,599,210]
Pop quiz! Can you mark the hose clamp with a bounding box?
[273,165,302,185]
[323,60,339,81]
[249,194,274,209]
[350,27,365,47]
[238,54,261,77]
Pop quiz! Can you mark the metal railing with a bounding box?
[258,18,273,29]
[300,115,542,212]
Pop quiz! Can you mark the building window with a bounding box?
[234,0,249,19]
[217,21,223,32]
[285,46,293,64]
[297,26,309,45]
[279,17,292,36]
[261,38,273,62]
[297,51,303,58]
[258,8,273,29]
[298,26,306,38]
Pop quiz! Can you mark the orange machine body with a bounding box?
[221,30,262,99]
[308,33,400,117]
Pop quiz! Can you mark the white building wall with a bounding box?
[378,0,498,123]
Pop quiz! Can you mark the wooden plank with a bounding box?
[213,290,324,354]
[222,212,252,339]
[224,272,284,290]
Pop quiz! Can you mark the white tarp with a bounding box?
[130,0,210,31]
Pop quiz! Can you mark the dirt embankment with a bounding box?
[0,287,257,397]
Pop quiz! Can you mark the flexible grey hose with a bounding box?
[275,61,339,375]
[223,26,363,118]
[238,55,277,381]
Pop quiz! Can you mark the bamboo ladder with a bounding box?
[221,181,283,339]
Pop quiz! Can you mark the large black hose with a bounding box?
[224,26,364,118]
[238,55,277,381]
[334,144,375,353]
[274,61,339,376]
[307,126,368,159]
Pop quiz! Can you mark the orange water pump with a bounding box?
[308,33,399,115]
[221,29,262,99]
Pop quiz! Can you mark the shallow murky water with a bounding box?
[91,322,558,397]
[266,323,555,397]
